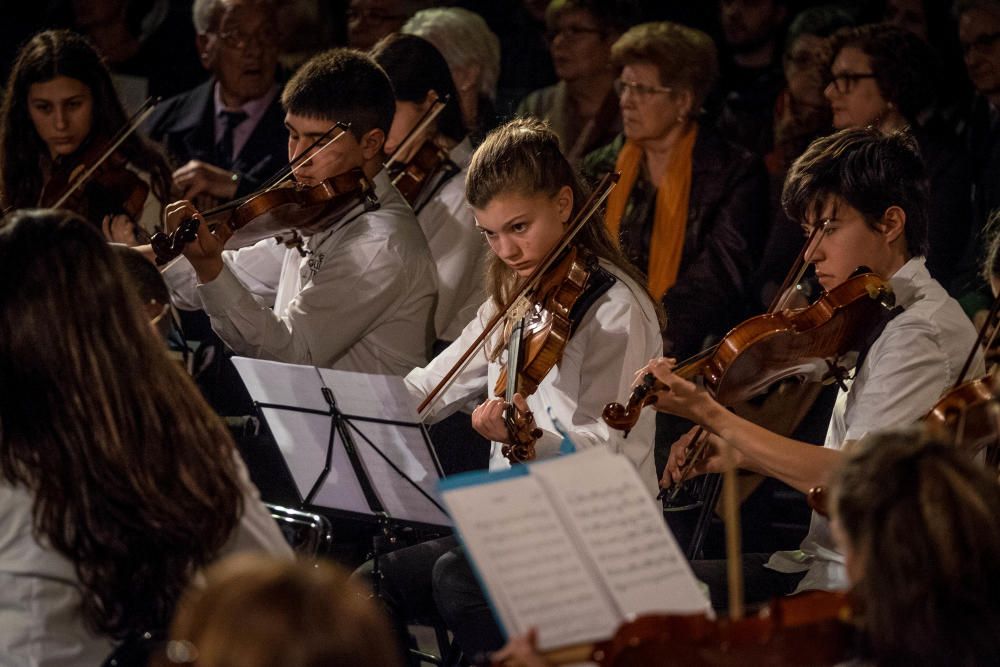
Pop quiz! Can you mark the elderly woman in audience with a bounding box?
[402,7,502,142]
[0,209,290,667]
[516,0,631,163]
[583,21,769,362]
[825,23,972,290]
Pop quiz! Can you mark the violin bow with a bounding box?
[383,94,449,172]
[416,171,620,419]
[955,290,1000,388]
[191,123,351,222]
[51,96,160,210]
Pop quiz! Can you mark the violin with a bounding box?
[388,138,459,209]
[493,246,613,463]
[527,591,856,667]
[416,173,622,460]
[384,95,458,209]
[603,271,897,435]
[37,98,159,232]
[150,167,377,265]
[39,137,150,224]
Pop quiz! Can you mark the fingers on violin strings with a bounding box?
[511,392,530,413]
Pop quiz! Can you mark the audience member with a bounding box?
[714,0,789,156]
[954,0,1000,312]
[516,0,631,163]
[145,0,286,206]
[346,0,422,50]
[402,7,502,143]
[583,21,769,361]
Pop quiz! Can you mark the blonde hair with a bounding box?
[165,554,402,667]
[402,7,501,101]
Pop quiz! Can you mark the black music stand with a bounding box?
[231,357,451,531]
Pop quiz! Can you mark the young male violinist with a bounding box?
[642,127,984,609]
[161,48,437,374]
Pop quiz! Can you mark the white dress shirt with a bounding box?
[414,139,488,342]
[766,257,983,591]
[0,456,292,667]
[164,171,438,375]
[406,260,662,496]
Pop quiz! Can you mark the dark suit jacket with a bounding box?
[144,79,287,197]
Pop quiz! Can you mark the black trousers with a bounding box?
[354,536,504,661]
[689,553,806,611]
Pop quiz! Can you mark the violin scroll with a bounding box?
[501,403,542,464]
[602,373,667,437]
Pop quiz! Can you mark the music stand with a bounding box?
[231,357,451,531]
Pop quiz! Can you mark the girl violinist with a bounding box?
[0,29,172,240]
[371,118,663,660]
[371,32,487,346]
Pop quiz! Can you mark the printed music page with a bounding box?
[441,469,621,651]
[440,448,710,654]
[532,449,710,618]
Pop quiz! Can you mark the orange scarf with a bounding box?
[604,125,698,300]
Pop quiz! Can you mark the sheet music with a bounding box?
[442,474,620,650]
[350,420,450,526]
[533,450,710,618]
[319,368,421,422]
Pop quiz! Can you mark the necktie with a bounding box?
[216,110,248,169]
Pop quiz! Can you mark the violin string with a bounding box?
[257,122,349,193]
[273,127,351,190]
[51,98,160,210]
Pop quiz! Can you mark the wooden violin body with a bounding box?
[151,168,376,265]
[536,591,855,667]
[388,139,457,207]
[603,272,897,433]
[493,247,600,463]
[39,136,150,224]
[924,373,1000,456]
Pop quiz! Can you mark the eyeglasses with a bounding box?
[613,78,673,100]
[216,28,278,50]
[962,31,1000,56]
[546,25,604,42]
[828,72,876,94]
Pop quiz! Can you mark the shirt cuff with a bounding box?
[196,263,250,316]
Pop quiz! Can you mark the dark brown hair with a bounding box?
[281,48,395,142]
[165,554,403,667]
[832,429,1000,667]
[782,126,929,258]
[0,30,172,212]
[828,23,938,123]
[0,209,243,639]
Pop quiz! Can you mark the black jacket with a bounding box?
[583,128,770,358]
[143,79,287,197]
